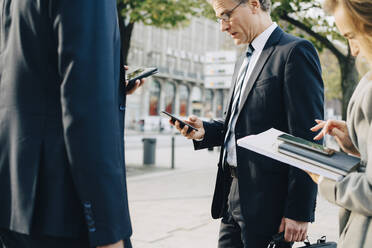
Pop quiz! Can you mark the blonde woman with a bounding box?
[308,0,372,247]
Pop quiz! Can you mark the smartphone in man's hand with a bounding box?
[126,67,158,91]
[161,111,198,134]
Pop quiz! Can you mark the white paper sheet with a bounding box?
[237,128,342,181]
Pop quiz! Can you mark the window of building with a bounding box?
[191,87,202,116]
[204,89,214,118]
[166,55,176,72]
[208,23,218,51]
[195,20,204,53]
[179,84,189,117]
[137,49,144,65]
[164,82,176,114]
[216,89,224,118]
[180,59,191,74]
[128,47,144,66]
[181,25,192,51]
[152,28,162,50]
[167,30,178,49]
[149,80,161,116]
[148,51,161,67]
[196,62,203,79]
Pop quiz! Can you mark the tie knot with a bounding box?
[246,44,254,57]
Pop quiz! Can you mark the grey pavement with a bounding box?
[125,134,339,248]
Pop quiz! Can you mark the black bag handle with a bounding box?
[268,233,335,248]
[267,233,285,248]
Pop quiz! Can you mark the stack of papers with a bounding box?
[237,128,360,181]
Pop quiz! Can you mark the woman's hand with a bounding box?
[310,119,360,156]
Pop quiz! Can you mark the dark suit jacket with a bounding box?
[194,27,324,237]
[0,0,132,246]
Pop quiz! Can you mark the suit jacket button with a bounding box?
[119,105,125,111]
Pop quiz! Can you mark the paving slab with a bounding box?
[126,144,339,248]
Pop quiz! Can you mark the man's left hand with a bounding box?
[278,217,308,242]
[124,66,145,95]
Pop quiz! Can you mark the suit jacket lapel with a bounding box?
[224,54,245,126]
[236,27,283,118]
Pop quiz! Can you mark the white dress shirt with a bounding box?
[226,22,278,167]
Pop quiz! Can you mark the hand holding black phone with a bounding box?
[161,111,198,134]
[126,67,158,91]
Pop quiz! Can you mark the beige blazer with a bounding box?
[319,71,372,248]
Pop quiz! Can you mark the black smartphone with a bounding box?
[277,133,335,156]
[161,111,198,134]
[126,67,158,90]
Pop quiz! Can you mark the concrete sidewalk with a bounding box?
[125,145,339,248]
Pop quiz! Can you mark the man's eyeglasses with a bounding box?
[216,0,244,23]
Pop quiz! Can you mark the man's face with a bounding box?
[213,0,259,45]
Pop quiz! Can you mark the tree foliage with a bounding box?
[116,0,214,65]
[272,0,347,56]
[320,50,342,100]
[271,0,359,119]
[117,0,214,29]
[116,0,359,119]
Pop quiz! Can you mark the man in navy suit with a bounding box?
[172,0,324,247]
[0,0,142,247]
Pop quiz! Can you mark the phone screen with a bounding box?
[277,134,334,156]
[127,68,145,81]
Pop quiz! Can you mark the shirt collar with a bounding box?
[250,22,278,52]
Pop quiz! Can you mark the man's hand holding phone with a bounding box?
[171,115,205,140]
[124,66,145,95]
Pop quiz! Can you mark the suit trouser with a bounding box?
[218,177,292,248]
[0,228,90,248]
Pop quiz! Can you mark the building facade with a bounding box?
[126,18,236,132]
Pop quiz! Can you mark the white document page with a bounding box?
[237,128,343,181]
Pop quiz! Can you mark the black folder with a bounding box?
[278,142,360,176]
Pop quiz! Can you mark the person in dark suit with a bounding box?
[0,0,142,247]
[171,0,324,247]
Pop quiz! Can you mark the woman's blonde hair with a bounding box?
[324,0,372,54]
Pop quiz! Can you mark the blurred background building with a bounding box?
[126,17,237,132]
[125,16,347,133]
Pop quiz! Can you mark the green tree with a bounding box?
[272,0,359,119]
[117,0,214,64]
[320,49,342,101]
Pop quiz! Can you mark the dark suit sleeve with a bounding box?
[193,120,225,150]
[282,40,324,222]
[51,0,131,246]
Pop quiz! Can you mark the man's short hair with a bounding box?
[236,0,271,12]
